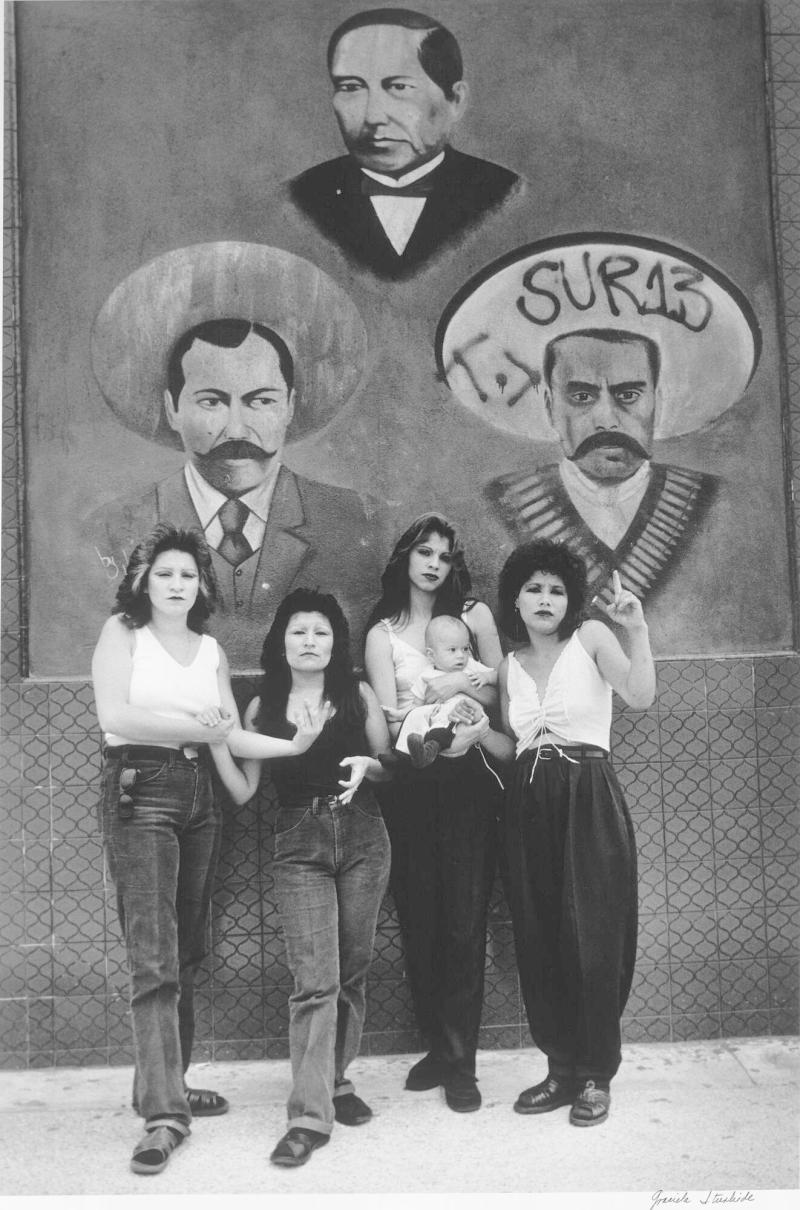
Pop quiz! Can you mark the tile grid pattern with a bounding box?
[0,2,798,1068]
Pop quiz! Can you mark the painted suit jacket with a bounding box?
[487,462,718,604]
[288,147,521,280]
[89,465,381,669]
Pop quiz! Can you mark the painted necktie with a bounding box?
[217,497,253,567]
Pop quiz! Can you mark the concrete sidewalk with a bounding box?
[0,1037,797,1199]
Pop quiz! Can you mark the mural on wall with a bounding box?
[16,0,793,674]
[87,243,380,669]
[437,235,760,608]
[287,8,523,279]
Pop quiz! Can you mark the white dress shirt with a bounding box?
[559,459,651,550]
[361,152,445,254]
[183,460,281,556]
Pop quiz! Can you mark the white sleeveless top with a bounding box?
[105,625,221,748]
[381,620,430,712]
[507,631,612,756]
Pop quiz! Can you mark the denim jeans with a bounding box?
[100,747,221,1134]
[273,789,390,1135]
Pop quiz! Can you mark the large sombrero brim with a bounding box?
[435,234,761,442]
[91,242,367,446]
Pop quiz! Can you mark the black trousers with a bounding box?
[380,748,501,1077]
[503,749,638,1084]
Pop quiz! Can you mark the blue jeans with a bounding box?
[100,747,221,1134]
[273,790,391,1135]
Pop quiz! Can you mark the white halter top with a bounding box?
[506,631,612,757]
[381,620,430,712]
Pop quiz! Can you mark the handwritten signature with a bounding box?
[651,1192,755,1209]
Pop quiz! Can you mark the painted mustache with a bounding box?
[199,440,269,464]
[570,431,651,461]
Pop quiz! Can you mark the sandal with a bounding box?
[130,1125,185,1175]
[270,1127,329,1167]
[186,1087,229,1116]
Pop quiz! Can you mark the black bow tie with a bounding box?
[360,174,436,199]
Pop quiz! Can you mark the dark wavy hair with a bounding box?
[498,540,587,643]
[165,318,294,405]
[327,8,463,100]
[112,523,218,631]
[255,588,365,734]
[366,513,472,633]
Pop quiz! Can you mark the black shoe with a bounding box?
[569,1080,610,1127]
[185,1086,229,1116]
[405,1053,445,1091]
[443,1072,481,1113]
[333,1092,372,1126]
[269,1127,330,1167]
[406,733,441,769]
[514,1075,576,1115]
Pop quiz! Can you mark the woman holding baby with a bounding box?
[364,513,503,1113]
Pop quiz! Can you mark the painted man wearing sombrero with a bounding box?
[436,236,760,606]
[88,243,381,668]
[486,326,717,606]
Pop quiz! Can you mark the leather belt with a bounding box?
[104,744,201,765]
[281,793,345,812]
[519,744,608,761]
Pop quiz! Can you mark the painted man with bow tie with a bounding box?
[289,7,522,280]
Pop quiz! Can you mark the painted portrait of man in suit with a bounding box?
[88,243,380,669]
[289,6,522,280]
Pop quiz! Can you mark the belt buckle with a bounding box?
[538,746,553,761]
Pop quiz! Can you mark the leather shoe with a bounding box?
[269,1127,330,1167]
[514,1075,576,1115]
[186,1086,229,1116]
[405,1053,445,1090]
[569,1080,610,1127]
[443,1072,481,1113]
[333,1092,372,1126]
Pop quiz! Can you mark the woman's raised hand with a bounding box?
[337,755,372,804]
[598,571,647,631]
[288,700,331,752]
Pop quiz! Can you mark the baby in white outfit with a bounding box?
[396,615,495,768]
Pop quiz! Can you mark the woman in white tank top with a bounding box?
[364,513,503,1113]
[480,539,656,1127]
[92,524,323,1176]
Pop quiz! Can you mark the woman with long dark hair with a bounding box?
[480,539,655,1126]
[364,513,503,1113]
[212,588,392,1168]
[92,525,323,1176]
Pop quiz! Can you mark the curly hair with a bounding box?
[112,523,218,631]
[497,539,587,642]
[365,512,472,634]
[255,588,365,734]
